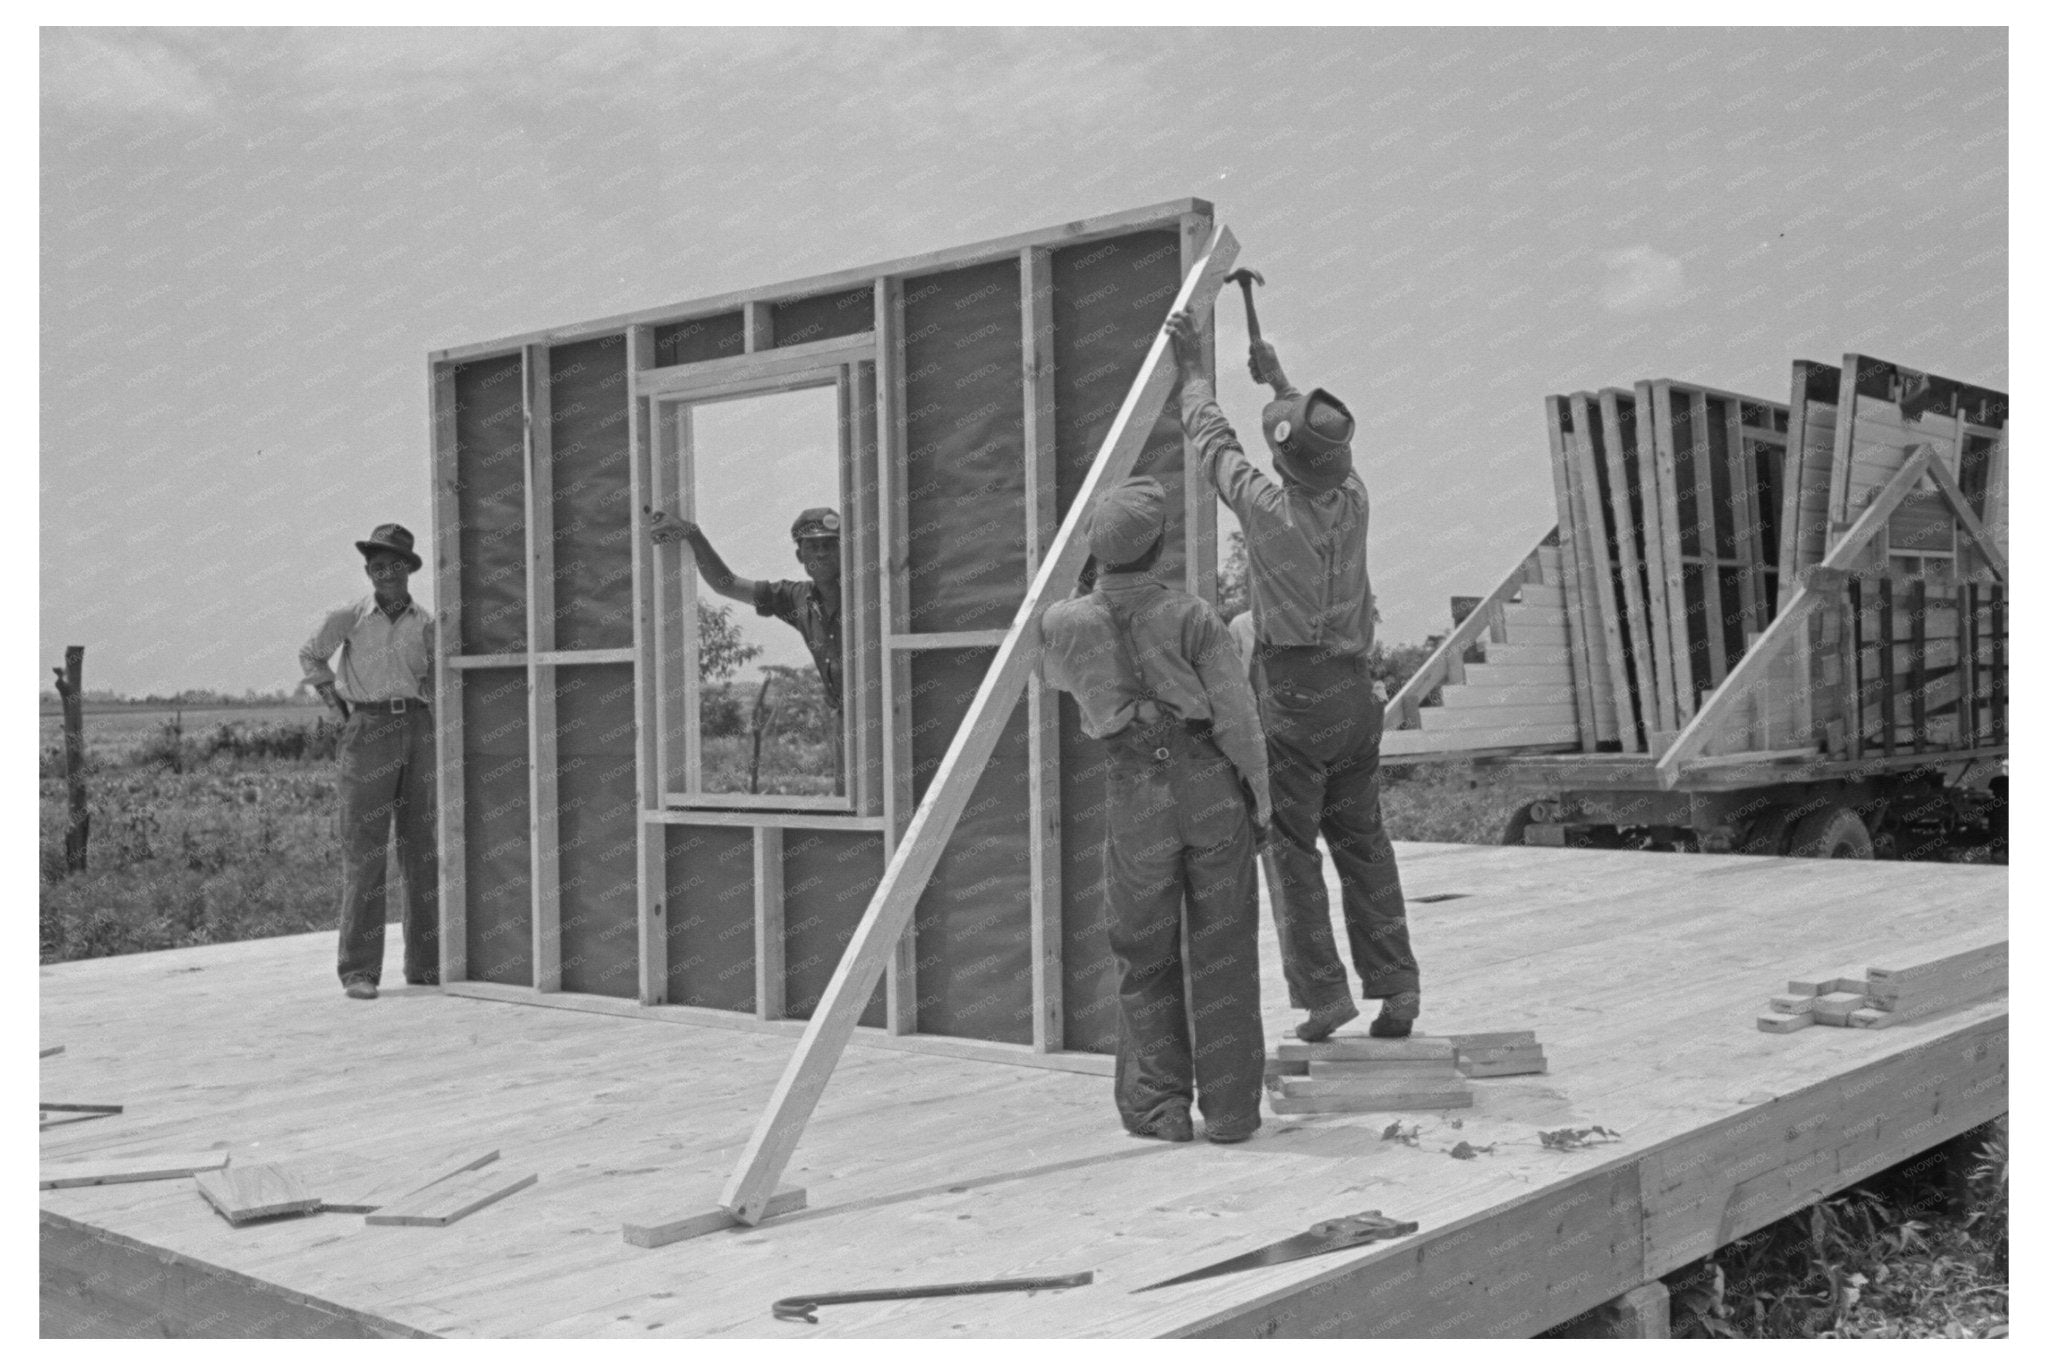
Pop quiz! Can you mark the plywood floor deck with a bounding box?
[40,842,2007,1338]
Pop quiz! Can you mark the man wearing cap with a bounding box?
[299,524,438,1001]
[1039,477,1272,1145]
[651,508,844,711]
[1166,309,1422,1043]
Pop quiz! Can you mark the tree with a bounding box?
[697,602,763,683]
[1217,530,1249,622]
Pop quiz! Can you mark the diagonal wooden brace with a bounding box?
[713,225,1241,1225]
[1654,445,1937,781]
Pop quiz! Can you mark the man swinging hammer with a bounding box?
[1166,304,1423,1042]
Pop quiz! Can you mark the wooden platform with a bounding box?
[40,843,2006,1338]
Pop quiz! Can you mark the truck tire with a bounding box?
[1786,805,1873,860]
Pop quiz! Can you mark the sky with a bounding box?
[39,26,2008,696]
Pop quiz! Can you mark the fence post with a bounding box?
[53,646,89,873]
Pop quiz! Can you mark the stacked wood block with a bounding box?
[1441,1030,1547,1077]
[1756,938,2006,1033]
[1265,1037,1472,1113]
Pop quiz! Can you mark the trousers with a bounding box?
[1102,721,1265,1137]
[336,707,440,986]
[1254,648,1418,1009]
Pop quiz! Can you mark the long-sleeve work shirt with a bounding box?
[1039,571,1270,813]
[1182,376,1376,659]
[300,595,435,703]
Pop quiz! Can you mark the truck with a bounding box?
[1380,353,2007,862]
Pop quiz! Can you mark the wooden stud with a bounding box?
[1722,401,1766,635]
[626,326,670,1004]
[1625,385,1680,734]
[875,275,918,1037]
[1756,1011,1815,1034]
[1595,390,1664,734]
[1686,390,1731,688]
[1909,578,1928,753]
[1565,393,1639,750]
[431,363,468,985]
[1545,396,1617,746]
[1988,587,2005,745]
[1646,381,1698,723]
[1877,577,1895,758]
[673,403,702,794]
[1180,214,1218,600]
[742,299,774,353]
[524,344,562,993]
[1020,246,1063,1054]
[754,826,786,1021]
[849,360,885,817]
[713,226,1240,1226]
[1957,582,1978,749]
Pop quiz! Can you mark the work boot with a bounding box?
[344,980,379,1001]
[1367,991,1421,1039]
[1129,1111,1195,1143]
[1205,1123,1258,1145]
[1295,997,1360,1043]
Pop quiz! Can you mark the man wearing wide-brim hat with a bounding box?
[1166,308,1423,1044]
[299,523,438,1000]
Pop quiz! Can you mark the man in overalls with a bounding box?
[1167,308,1423,1042]
[1039,477,1272,1144]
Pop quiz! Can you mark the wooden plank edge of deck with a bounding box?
[39,1209,436,1340]
[1170,1009,2007,1339]
[438,981,1115,1077]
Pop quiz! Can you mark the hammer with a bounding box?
[1224,267,1270,383]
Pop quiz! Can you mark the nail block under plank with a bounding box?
[41,1151,231,1189]
[1454,1042,1546,1064]
[1275,1037,1456,1063]
[1433,1031,1537,1050]
[1459,1055,1549,1078]
[1811,991,1868,1025]
[320,1148,501,1213]
[623,1186,808,1249]
[195,1163,321,1225]
[365,1168,538,1227]
[1308,1058,1458,1080]
[1756,1012,1815,1033]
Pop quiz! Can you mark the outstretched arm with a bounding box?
[650,513,759,603]
[1164,310,1280,516]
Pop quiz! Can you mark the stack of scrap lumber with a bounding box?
[1757,936,2006,1033]
[1265,1036,1472,1113]
[1384,354,2008,765]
